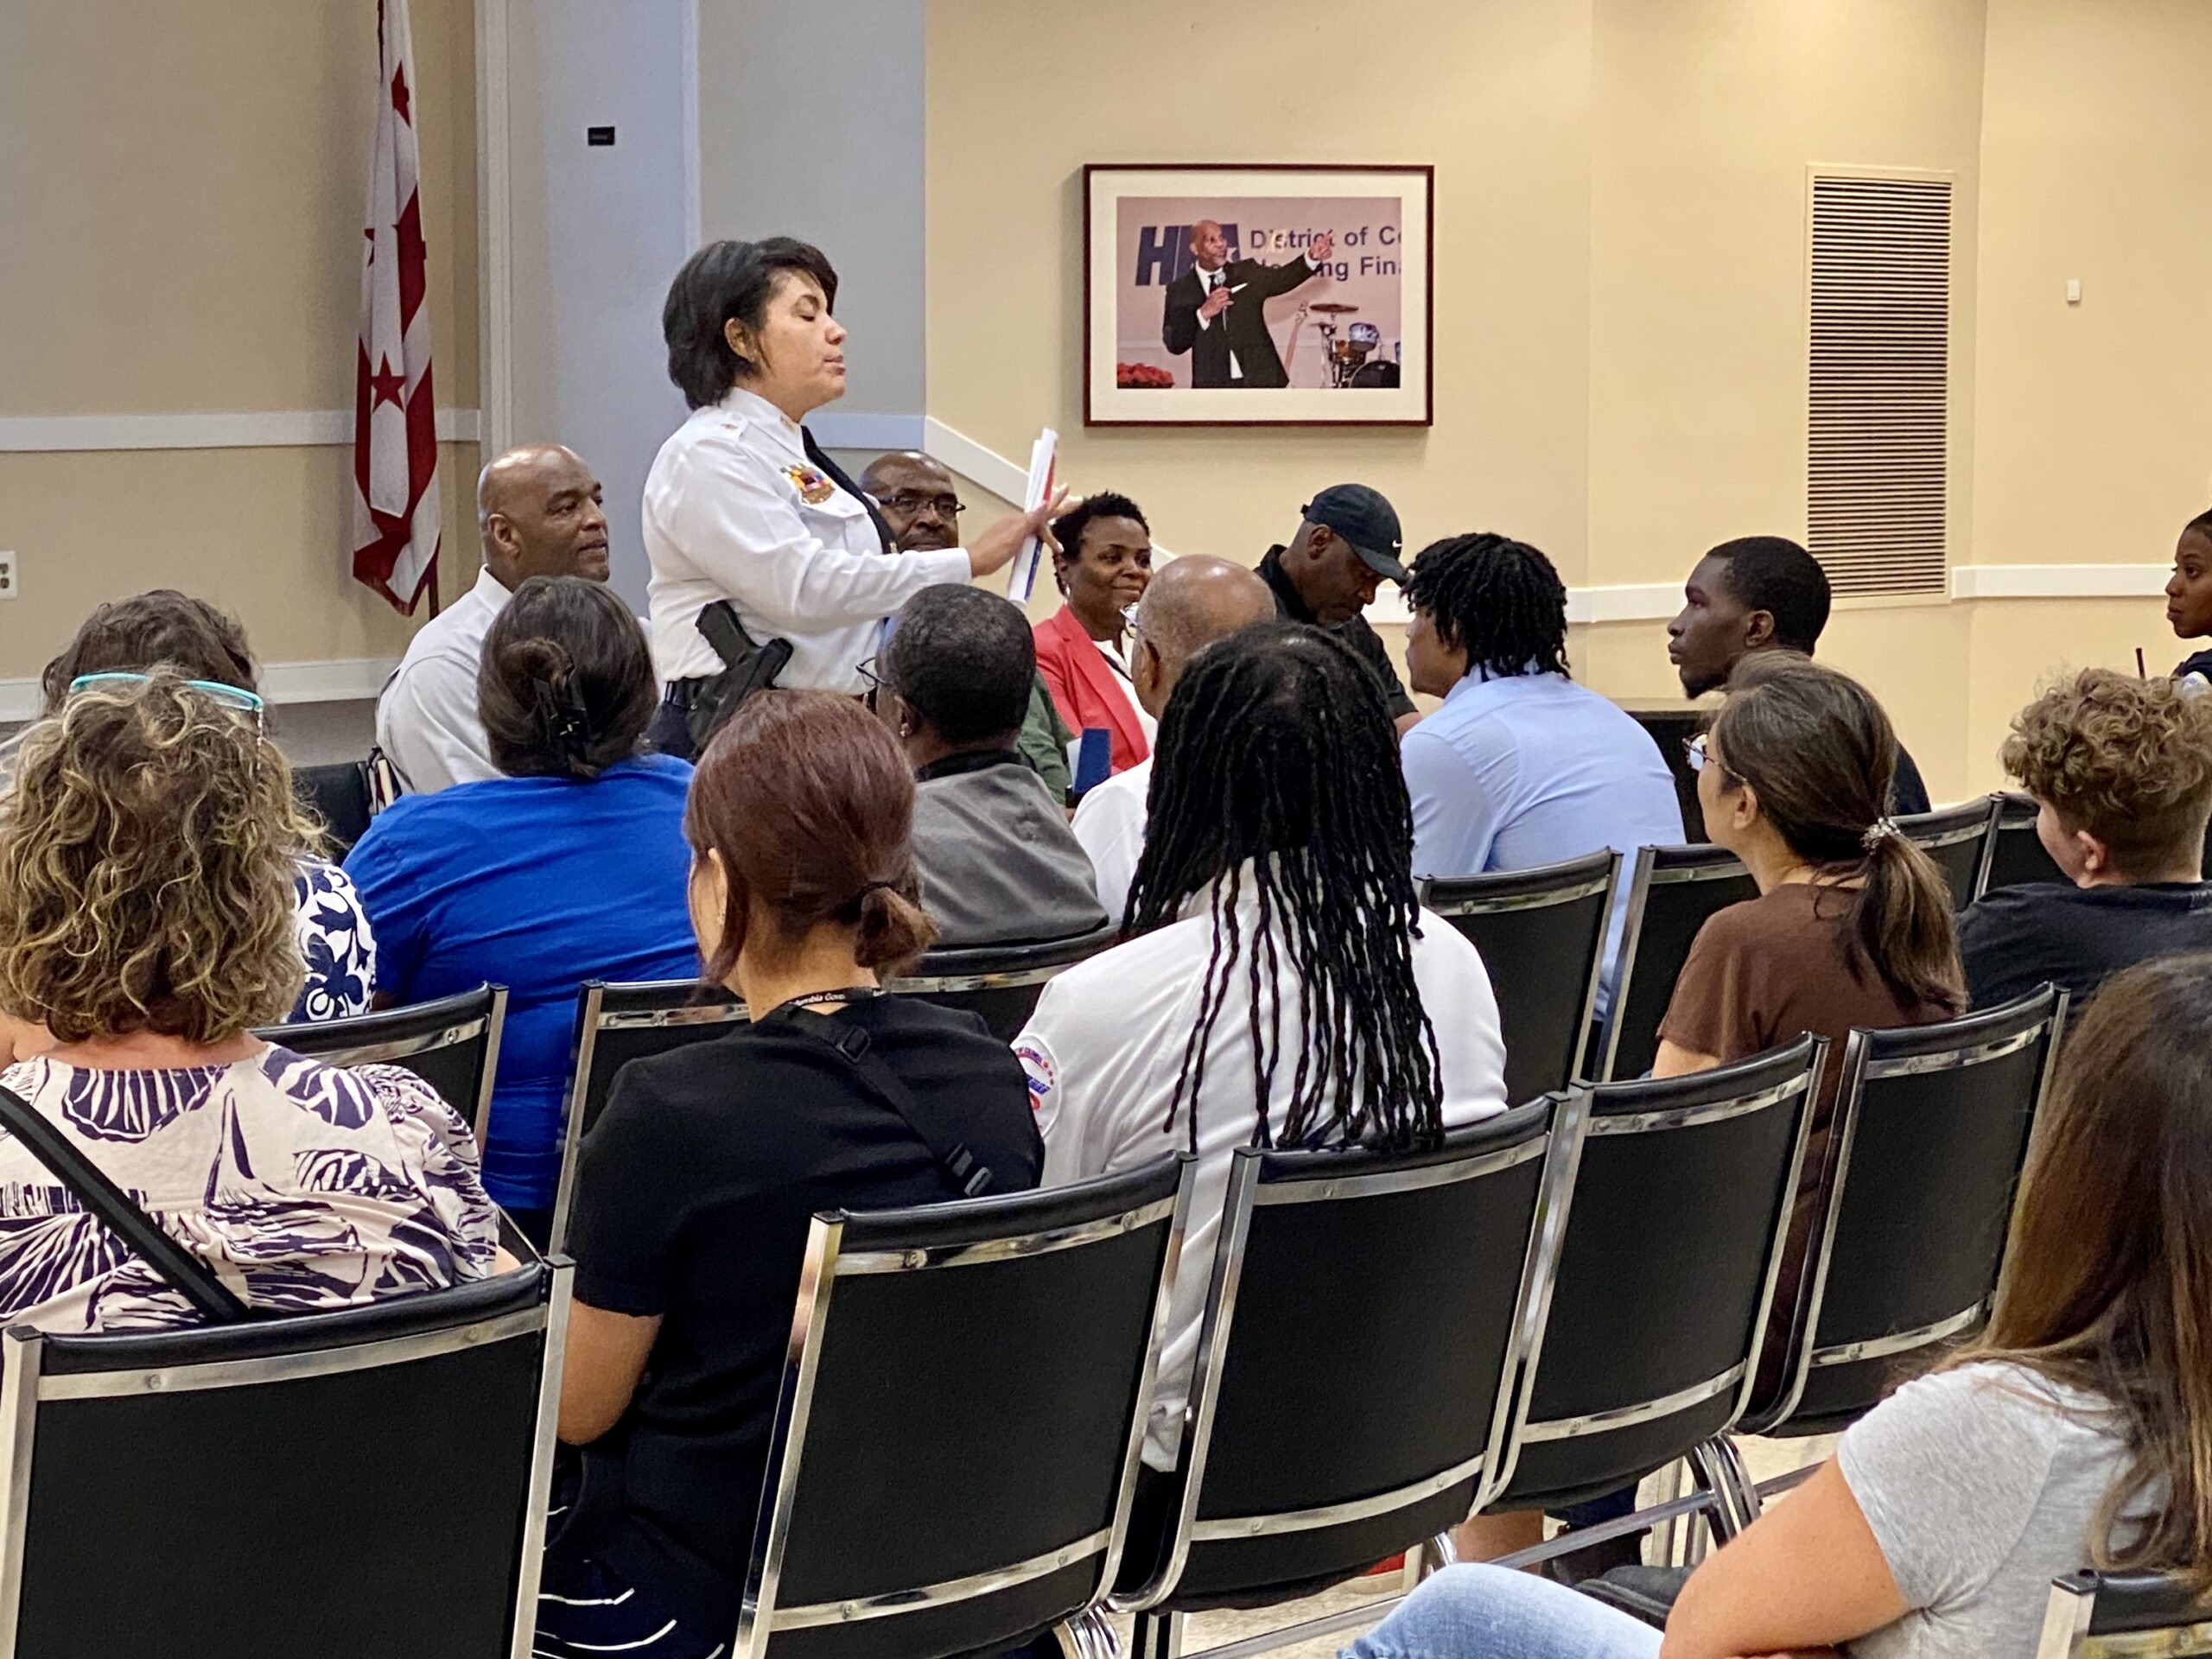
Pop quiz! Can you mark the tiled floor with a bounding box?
[1105,1434,1839,1659]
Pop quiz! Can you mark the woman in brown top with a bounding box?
[1660,654,1964,1399]
[1658,654,1962,1086]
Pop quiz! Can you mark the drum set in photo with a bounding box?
[1295,301,1402,389]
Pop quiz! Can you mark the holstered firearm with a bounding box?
[687,600,793,752]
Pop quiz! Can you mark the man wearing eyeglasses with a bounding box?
[376,443,612,796]
[861,450,1076,803]
[859,451,966,556]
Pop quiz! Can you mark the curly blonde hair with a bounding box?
[0,672,312,1042]
[2002,668,2212,877]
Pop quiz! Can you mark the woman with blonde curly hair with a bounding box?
[39,589,375,1022]
[0,671,498,1331]
[1959,667,2212,1007]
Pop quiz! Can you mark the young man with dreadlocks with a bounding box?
[1400,532,1681,1015]
[1014,620,1507,1479]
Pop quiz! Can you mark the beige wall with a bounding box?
[926,0,1597,577]
[0,0,481,680]
[1974,0,2212,570]
[926,0,2212,804]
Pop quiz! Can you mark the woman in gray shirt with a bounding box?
[1341,952,2212,1659]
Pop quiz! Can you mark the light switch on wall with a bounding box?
[2066,278,2082,304]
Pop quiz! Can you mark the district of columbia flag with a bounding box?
[352,0,441,613]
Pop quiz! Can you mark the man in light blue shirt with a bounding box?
[1400,533,1683,1014]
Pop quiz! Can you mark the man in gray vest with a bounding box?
[880,584,1109,948]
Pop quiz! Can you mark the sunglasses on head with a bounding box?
[67,671,266,734]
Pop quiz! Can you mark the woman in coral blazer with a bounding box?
[1032,493,1155,778]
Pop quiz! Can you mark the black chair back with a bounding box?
[1748,985,2068,1437]
[294,759,376,855]
[1120,1103,1570,1615]
[1978,792,2067,895]
[736,1159,1190,1659]
[262,983,507,1142]
[1421,853,1619,1103]
[547,978,747,1254]
[2039,1571,2212,1657]
[1599,845,1758,1081]
[0,1262,569,1659]
[887,923,1119,1042]
[1487,1037,1823,1513]
[1896,798,2000,911]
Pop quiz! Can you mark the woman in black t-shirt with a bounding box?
[537,691,1041,1659]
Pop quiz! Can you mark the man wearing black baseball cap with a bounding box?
[1256,483,1421,734]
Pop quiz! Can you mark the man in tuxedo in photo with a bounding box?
[1160,219,1332,388]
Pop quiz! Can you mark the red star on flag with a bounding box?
[391,64,411,124]
[366,354,406,410]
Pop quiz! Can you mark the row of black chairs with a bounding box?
[17,978,2093,1656]
[1422,790,2076,1104]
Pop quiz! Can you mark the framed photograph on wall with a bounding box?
[1083,162,1433,427]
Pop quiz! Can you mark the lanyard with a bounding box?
[768,987,887,1019]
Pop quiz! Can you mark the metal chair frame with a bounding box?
[1419,850,1619,1100]
[1484,1039,1823,1521]
[1759,988,2068,1433]
[0,1262,571,1659]
[1597,844,1755,1082]
[1113,1096,1590,1658]
[887,922,1122,997]
[547,978,748,1255]
[2037,1573,2212,1658]
[1700,989,2070,1529]
[1895,797,2003,910]
[734,1164,1195,1659]
[260,982,508,1144]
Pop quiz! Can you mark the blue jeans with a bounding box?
[1341,1564,1663,1659]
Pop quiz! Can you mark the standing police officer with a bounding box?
[643,238,1063,756]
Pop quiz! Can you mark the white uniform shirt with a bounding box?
[1070,756,1151,918]
[1015,880,1508,1466]
[642,386,970,692]
[375,565,512,794]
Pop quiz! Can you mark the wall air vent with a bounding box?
[1807,172,1955,597]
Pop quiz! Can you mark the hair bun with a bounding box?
[852,879,936,972]
[496,635,572,690]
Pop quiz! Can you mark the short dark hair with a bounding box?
[1051,493,1149,567]
[2185,507,2212,542]
[40,590,257,713]
[1402,533,1569,681]
[883,585,1034,747]
[1707,536,1831,653]
[479,576,658,780]
[661,237,840,410]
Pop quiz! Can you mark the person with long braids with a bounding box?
[1014,621,1508,1475]
[1400,532,1682,1014]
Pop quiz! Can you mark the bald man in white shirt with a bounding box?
[376,444,612,794]
[1071,555,1276,918]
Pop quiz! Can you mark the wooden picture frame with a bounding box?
[1083,162,1434,428]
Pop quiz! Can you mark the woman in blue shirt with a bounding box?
[347,576,699,1243]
